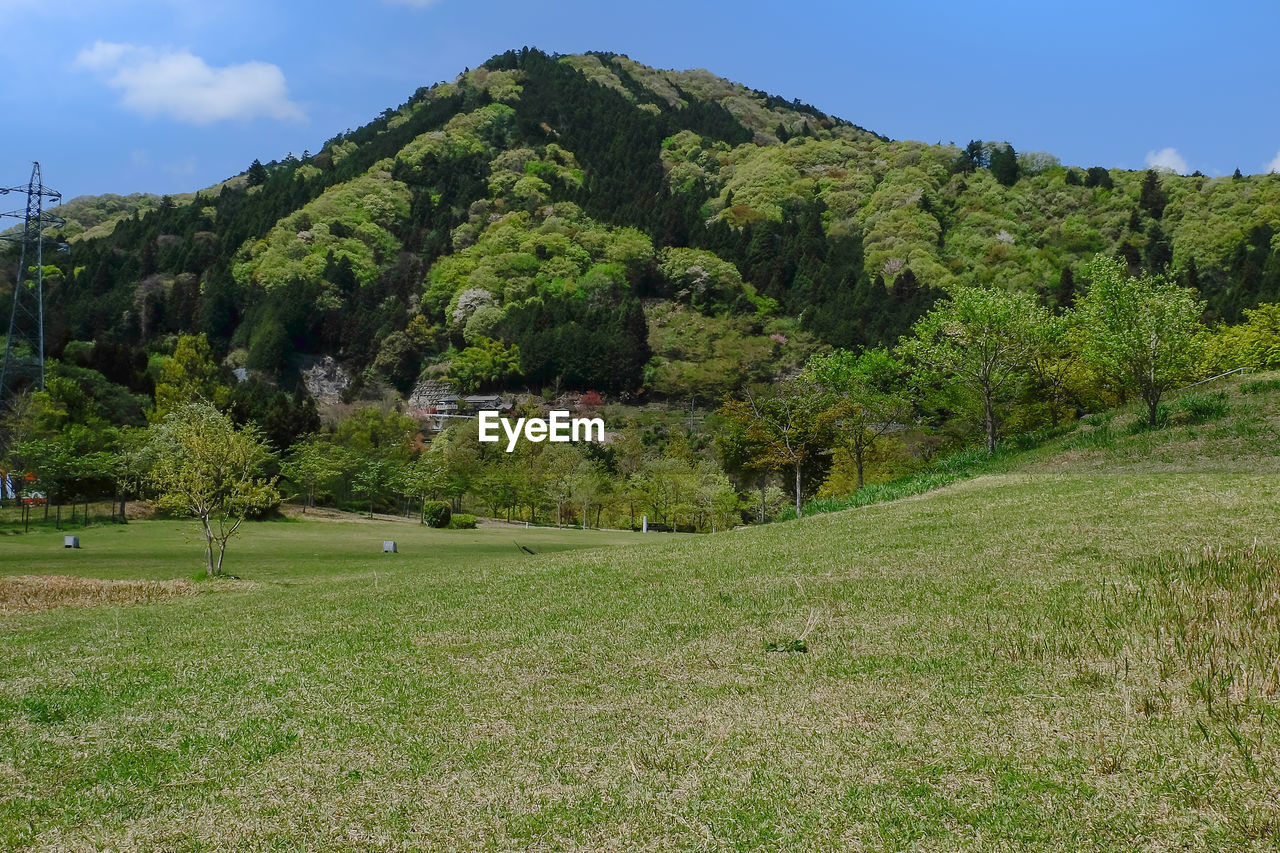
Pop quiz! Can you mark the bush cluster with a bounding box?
[421,501,451,528]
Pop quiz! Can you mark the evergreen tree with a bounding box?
[246,159,269,188]
[1056,267,1076,311]
[1084,166,1114,189]
[955,139,987,172]
[1139,170,1167,219]
[989,143,1020,186]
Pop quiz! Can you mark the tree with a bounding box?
[720,380,829,517]
[1084,166,1114,189]
[804,348,910,490]
[402,453,448,523]
[1077,254,1205,426]
[246,159,269,187]
[635,455,696,530]
[570,457,611,529]
[332,407,417,461]
[1139,170,1167,219]
[989,143,1020,187]
[1025,309,1079,427]
[10,439,75,525]
[446,337,521,393]
[352,456,400,518]
[145,403,279,577]
[1055,267,1076,311]
[713,403,776,523]
[152,334,230,421]
[281,438,348,511]
[692,460,739,532]
[112,427,148,523]
[898,285,1042,454]
[955,139,988,173]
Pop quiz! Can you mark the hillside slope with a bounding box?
[2,377,1279,848]
[13,48,1280,408]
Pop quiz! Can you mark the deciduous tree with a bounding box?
[1077,255,1205,426]
[720,380,829,516]
[899,285,1041,454]
[145,403,279,576]
[804,348,910,489]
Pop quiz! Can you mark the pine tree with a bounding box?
[955,139,987,173]
[1139,170,1167,219]
[246,159,268,187]
[1056,267,1076,310]
[989,143,1020,186]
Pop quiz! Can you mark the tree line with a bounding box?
[4,250,1276,574]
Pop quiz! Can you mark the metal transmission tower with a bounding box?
[0,162,64,409]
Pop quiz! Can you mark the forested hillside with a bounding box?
[7,46,1278,413]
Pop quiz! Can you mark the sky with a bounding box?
[2,0,1279,201]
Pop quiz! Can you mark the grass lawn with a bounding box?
[0,516,651,583]
[2,379,1280,850]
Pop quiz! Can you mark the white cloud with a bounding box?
[1267,151,1280,174]
[1144,147,1188,175]
[74,41,305,124]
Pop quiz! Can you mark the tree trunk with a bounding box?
[855,447,865,491]
[984,390,998,455]
[759,483,766,524]
[119,492,127,524]
[202,520,216,578]
[794,465,803,518]
[1147,395,1161,426]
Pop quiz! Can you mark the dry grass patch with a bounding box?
[1113,545,1280,711]
[0,575,199,615]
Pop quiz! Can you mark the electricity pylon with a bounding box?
[0,162,64,409]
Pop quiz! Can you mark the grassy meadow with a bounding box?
[3,378,1280,850]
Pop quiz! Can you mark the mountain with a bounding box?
[14,48,1280,406]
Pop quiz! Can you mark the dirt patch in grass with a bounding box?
[0,575,198,615]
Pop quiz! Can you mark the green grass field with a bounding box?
[3,378,1280,850]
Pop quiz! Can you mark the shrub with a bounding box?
[448,513,478,529]
[421,501,451,528]
[1174,391,1228,425]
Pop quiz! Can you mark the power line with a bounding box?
[0,162,65,410]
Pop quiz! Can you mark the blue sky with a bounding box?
[3,0,1278,200]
